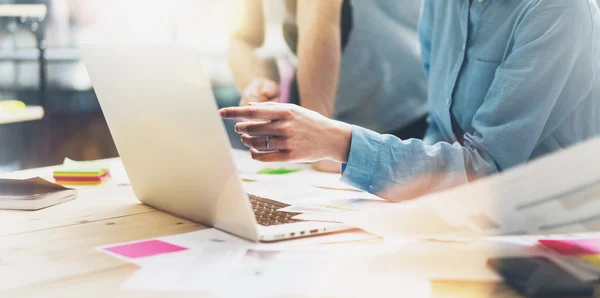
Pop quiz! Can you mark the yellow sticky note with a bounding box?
[0,100,26,113]
[53,158,110,175]
[578,254,600,268]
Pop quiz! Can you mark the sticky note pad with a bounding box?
[53,170,108,177]
[540,238,600,255]
[0,100,26,113]
[103,240,187,259]
[54,158,110,174]
[578,255,600,268]
[257,167,302,175]
[54,172,110,181]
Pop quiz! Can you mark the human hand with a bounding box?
[239,78,281,106]
[219,102,352,163]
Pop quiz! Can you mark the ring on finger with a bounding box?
[265,136,270,150]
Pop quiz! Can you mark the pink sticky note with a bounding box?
[540,238,600,255]
[104,240,187,259]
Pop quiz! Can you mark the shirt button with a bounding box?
[446,98,451,105]
[478,0,484,2]
[462,43,466,50]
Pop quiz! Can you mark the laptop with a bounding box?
[80,44,352,242]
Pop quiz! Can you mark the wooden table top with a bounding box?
[0,164,522,298]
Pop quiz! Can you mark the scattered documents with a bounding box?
[296,138,600,240]
[97,228,380,266]
[0,177,77,210]
[120,236,553,296]
[123,248,432,298]
[232,149,361,191]
[99,229,600,297]
[53,158,110,185]
[115,230,429,297]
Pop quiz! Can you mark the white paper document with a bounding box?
[109,159,130,186]
[121,237,552,296]
[232,149,361,191]
[122,247,432,298]
[301,138,600,239]
[97,228,379,267]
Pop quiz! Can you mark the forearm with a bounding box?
[325,120,352,163]
[296,23,341,118]
[228,40,280,91]
[341,126,498,195]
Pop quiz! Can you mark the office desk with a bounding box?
[0,163,521,298]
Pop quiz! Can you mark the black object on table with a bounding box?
[488,256,595,298]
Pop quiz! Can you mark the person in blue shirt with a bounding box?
[221,0,600,198]
[229,0,428,174]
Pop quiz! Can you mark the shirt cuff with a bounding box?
[341,125,383,192]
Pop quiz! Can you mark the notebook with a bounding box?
[0,177,78,210]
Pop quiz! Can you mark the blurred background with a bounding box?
[0,0,293,172]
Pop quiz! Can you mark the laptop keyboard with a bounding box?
[248,194,302,226]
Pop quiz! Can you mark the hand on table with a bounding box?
[219,102,352,163]
[239,78,281,106]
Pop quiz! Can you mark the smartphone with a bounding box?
[487,256,595,297]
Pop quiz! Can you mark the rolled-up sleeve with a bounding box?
[341,125,495,193]
[342,0,595,195]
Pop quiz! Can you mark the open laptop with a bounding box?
[80,44,352,242]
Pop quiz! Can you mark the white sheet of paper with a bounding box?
[298,138,600,240]
[123,230,600,297]
[97,228,380,267]
[122,247,432,298]
[109,159,130,186]
[123,237,543,296]
[279,195,387,213]
[232,149,362,191]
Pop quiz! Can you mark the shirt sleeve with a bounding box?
[341,0,595,195]
[423,115,444,146]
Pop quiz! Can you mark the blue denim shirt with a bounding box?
[342,0,600,194]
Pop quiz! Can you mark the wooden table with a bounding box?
[0,164,521,298]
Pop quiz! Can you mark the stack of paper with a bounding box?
[98,229,433,297]
[98,229,565,296]
[53,158,110,185]
[293,137,600,241]
[0,177,77,210]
